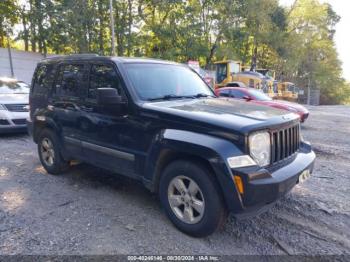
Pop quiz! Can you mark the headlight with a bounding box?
[0,104,6,110]
[249,131,271,167]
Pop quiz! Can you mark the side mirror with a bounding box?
[97,88,123,105]
[243,95,252,101]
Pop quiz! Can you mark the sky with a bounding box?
[280,0,350,81]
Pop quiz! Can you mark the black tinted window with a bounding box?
[56,64,84,98]
[124,64,212,100]
[33,64,54,94]
[216,64,227,84]
[230,90,245,98]
[88,64,121,99]
[218,89,230,97]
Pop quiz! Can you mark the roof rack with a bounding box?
[68,53,99,57]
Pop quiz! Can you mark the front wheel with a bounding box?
[159,160,227,237]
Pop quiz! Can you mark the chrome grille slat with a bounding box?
[271,124,300,164]
[4,104,29,112]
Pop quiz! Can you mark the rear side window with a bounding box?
[32,64,54,94]
[55,64,85,98]
[88,64,123,100]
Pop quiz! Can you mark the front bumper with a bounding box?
[0,111,29,134]
[0,125,27,133]
[229,142,315,217]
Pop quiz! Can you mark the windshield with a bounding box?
[229,62,240,74]
[0,80,29,94]
[287,84,296,92]
[125,64,214,101]
[247,89,272,101]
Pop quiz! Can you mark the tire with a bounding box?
[159,160,227,237]
[38,129,69,175]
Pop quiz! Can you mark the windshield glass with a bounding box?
[125,64,214,101]
[0,80,29,94]
[229,62,240,74]
[247,89,272,101]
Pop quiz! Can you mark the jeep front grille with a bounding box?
[271,124,300,163]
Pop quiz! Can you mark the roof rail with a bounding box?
[68,53,99,57]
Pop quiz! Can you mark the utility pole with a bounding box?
[307,78,311,105]
[109,0,115,56]
[6,34,14,77]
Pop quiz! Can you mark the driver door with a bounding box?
[79,62,137,177]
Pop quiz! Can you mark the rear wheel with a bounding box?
[159,160,227,237]
[38,129,69,175]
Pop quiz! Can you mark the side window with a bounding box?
[230,90,245,99]
[216,64,227,84]
[32,64,54,94]
[88,64,122,100]
[218,89,230,97]
[56,64,85,98]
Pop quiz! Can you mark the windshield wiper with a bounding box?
[192,93,215,98]
[148,94,190,101]
[148,93,215,101]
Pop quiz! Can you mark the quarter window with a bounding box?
[33,64,54,94]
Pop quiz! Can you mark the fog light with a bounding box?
[234,176,244,194]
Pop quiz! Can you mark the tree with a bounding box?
[5,0,350,103]
[0,0,18,47]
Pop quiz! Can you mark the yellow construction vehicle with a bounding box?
[214,60,274,96]
[276,82,299,102]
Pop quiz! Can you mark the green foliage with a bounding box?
[0,0,19,47]
[5,0,350,104]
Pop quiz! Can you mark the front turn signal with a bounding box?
[234,176,244,194]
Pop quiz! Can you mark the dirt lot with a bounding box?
[0,105,349,255]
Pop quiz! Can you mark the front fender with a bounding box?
[145,129,245,212]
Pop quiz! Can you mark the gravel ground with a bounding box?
[0,105,349,255]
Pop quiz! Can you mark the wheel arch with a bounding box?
[144,129,245,212]
[33,117,60,143]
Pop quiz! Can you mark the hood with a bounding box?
[0,93,29,104]
[142,97,299,134]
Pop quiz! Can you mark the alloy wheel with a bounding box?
[167,175,205,224]
[40,138,55,166]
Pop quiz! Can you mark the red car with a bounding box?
[215,87,309,122]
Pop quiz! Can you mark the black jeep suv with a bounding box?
[27,55,315,237]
